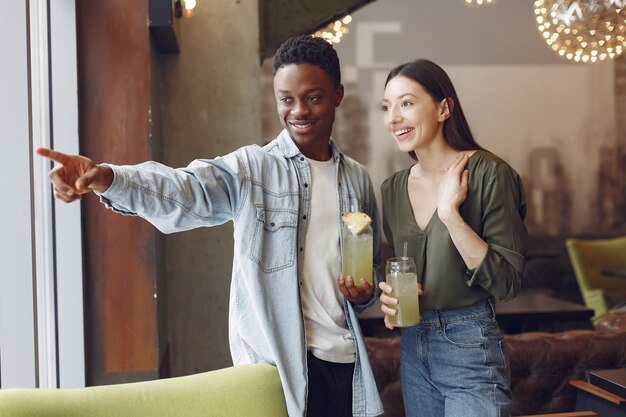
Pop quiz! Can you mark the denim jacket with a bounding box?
[100,129,384,417]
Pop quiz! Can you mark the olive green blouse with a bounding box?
[381,150,528,311]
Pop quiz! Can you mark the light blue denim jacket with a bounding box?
[99,129,384,417]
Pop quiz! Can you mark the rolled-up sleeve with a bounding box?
[99,152,246,234]
[466,163,528,301]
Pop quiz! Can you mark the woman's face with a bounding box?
[381,75,447,153]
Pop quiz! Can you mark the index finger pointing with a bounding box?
[35,147,71,165]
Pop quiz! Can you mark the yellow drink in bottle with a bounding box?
[387,272,420,326]
[386,257,420,326]
[342,233,373,286]
[341,212,373,287]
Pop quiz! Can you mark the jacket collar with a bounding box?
[276,129,342,163]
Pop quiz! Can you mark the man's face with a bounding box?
[273,63,344,160]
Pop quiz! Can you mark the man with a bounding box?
[37,35,383,417]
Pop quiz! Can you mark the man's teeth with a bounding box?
[395,128,413,136]
[292,122,313,128]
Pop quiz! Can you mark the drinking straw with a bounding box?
[403,242,408,258]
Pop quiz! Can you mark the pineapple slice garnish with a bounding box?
[341,211,372,235]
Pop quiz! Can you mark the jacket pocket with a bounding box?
[251,205,298,273]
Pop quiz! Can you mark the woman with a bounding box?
[379,59,528,417]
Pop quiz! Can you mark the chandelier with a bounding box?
[312,15,352,45]
[533,0,626,63]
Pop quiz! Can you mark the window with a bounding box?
[0,0,84,389]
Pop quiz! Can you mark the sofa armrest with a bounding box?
[0,364,287,417]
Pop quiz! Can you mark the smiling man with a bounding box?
[36,36,383,417]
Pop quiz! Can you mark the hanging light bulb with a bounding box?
[463,0,497,6]
[183,0,196,17]
[173,0,197,18]
[533,0,625,63]
[312,15,352,45]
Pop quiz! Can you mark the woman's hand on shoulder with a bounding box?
[437,152,469,225]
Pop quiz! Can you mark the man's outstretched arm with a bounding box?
[35,147,114,203]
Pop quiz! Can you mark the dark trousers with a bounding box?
[306,351,355,417]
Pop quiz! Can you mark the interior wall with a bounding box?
[157,1,261,376]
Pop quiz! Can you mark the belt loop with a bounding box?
[436,310,444,330]
[487,297,496,319]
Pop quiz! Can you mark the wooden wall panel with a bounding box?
[76,0,159,385]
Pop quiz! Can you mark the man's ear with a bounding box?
[335,84,345,107]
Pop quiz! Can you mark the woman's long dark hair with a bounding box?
[385,59,483,159]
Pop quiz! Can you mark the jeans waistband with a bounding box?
[419,298,495,326]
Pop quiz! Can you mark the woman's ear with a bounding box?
[439,97,454,121]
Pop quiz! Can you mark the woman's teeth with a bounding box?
[395,128,413,136]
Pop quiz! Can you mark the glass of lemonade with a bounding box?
[341,223,373,287]
[386,257,420,326]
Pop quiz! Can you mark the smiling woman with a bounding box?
[378,58,528,417]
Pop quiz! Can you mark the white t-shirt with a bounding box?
[301,157,356,363]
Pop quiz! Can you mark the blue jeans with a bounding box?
[400,298,511,417]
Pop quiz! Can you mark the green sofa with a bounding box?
[0,364,287,417]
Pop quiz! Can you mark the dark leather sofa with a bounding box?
[364,328,626,416]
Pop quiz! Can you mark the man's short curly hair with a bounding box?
[272,36,341,87]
